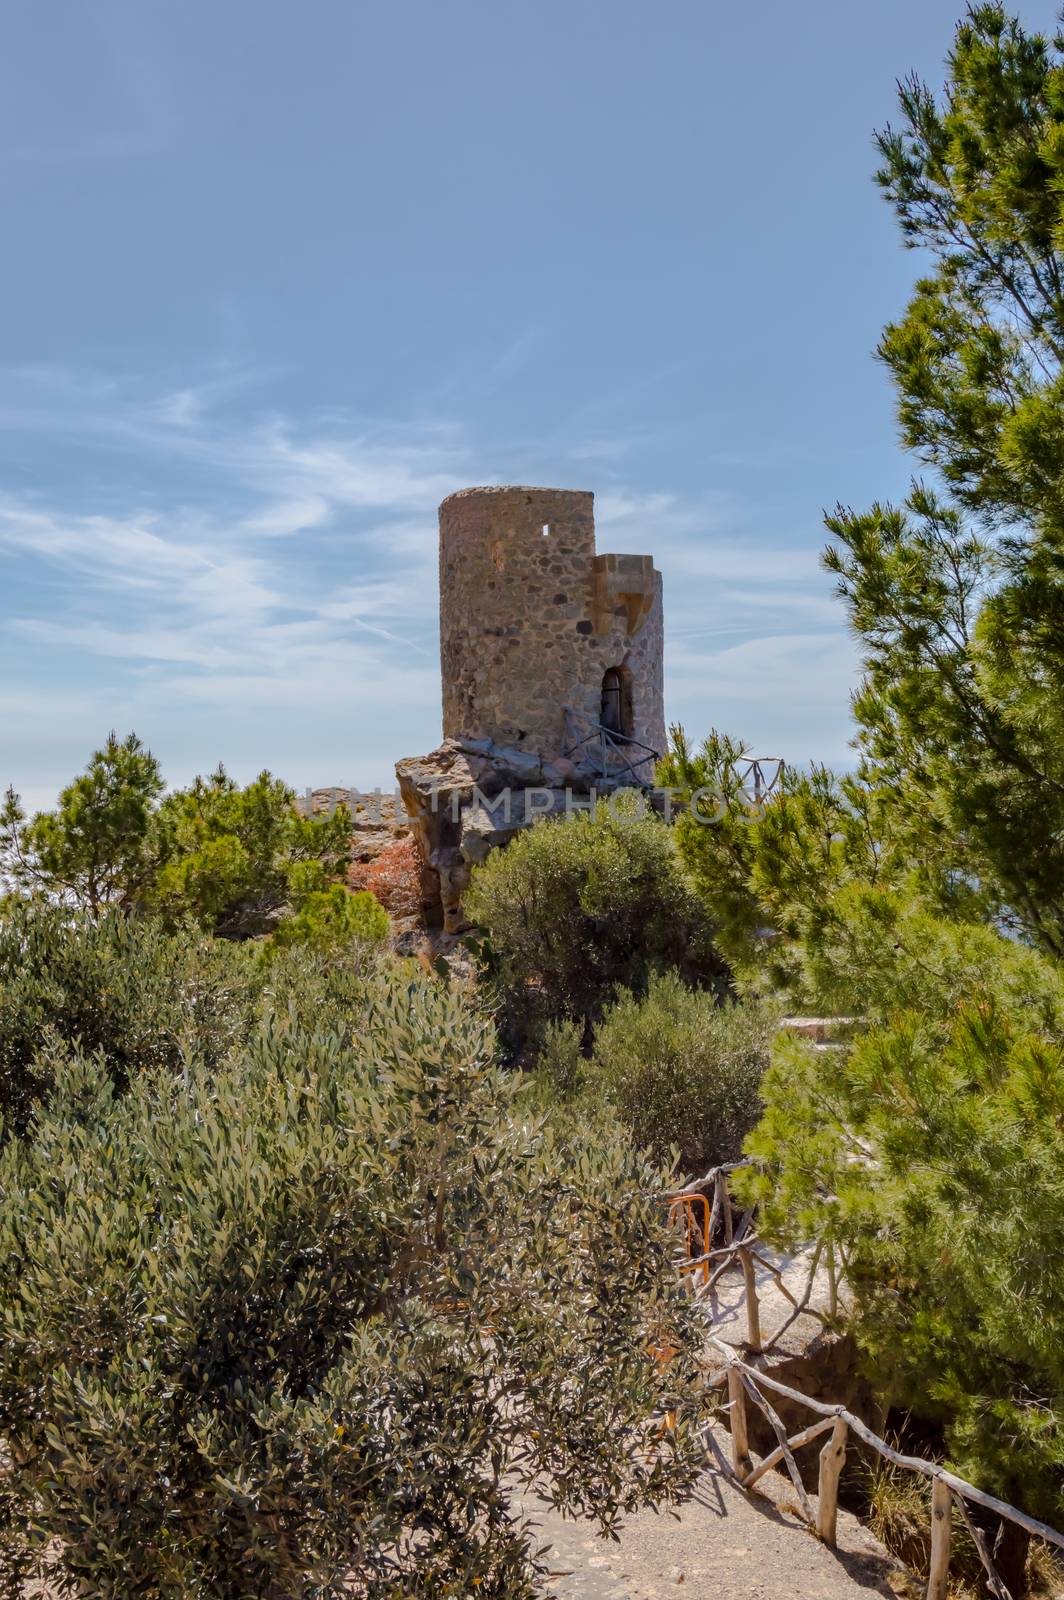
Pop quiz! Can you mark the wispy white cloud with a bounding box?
[0,373,467,795]
[665,629,859,768]
[0,367,860,797]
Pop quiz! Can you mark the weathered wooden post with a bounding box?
[826,1238,839,1321]
[738,1246,762,1352]
[718,1170,733,1247]
[815,1417,848,1547]
[927,1477,953,1600]
[727,1365,750,1480]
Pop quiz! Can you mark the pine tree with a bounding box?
[826,5,1064,957]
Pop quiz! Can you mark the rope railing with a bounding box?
[664,1162,1064,1600]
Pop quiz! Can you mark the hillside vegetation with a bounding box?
[4,7,1064,1597]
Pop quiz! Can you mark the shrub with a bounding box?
[465,793,726,1039]
[0,731,164,914]
[260,939,401,1048]
[0,900,260,1137]
[532,1017,585,1096]
[593,972,774,1176]
[269,883,390,955]
[0,736,353,940]
[0,969,707,1598]
[151,767,352,939]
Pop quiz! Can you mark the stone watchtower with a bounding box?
[398,485,666,930]
[439,486,665,761]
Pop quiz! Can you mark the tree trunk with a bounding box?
[992,1516,1030,1598]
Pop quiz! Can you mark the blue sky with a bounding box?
[2,0,1054,809]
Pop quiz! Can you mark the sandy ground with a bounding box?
[507,1253,914,1600]
[518,1431,910,1600]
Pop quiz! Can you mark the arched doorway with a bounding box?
[600,666,633,737]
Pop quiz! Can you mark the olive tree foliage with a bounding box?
[0,900,262,1138]
[0,895,398,1144]
[465,793,726,1040]
[0,966,708,1599]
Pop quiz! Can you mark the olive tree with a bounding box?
[0,964,708,1598]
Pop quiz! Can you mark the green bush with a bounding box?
[532,1017,585,1096]
[0,900,261,1137]
[151,767,352,939]
[593,972,775,1176]
[1,736,353,940]
[269,883,390,955]
[465,793,726,1040]
[0,968,706,1598]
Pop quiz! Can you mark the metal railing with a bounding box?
[733,757,785,813]
[562,706,659,782]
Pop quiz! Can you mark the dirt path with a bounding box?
[518,1434,909,1600]
[511,1246,904,1598]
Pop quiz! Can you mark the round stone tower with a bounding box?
[439,485,665,765]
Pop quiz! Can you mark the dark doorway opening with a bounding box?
[600,666,633,737]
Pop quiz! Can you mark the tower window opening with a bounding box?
[542,523,550,538]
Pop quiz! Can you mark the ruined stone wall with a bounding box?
[439,485,665,762]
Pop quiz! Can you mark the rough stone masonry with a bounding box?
[397,486,666,932]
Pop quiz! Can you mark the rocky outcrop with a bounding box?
[395,735,643,933]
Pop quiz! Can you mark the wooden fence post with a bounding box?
[815,1417,848,1548]
[727,1365,750,1480]
[927,1477,952,1600]
[826,1239,839,1321]
[718,1170,733,1247]
[738,1246,762,1352]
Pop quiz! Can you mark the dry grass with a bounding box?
[348,833,423,922]
[864,1458,946,1576]
[862,1458,1064,1598]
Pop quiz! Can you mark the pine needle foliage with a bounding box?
[671,7,1064,1540]
[0,734,353,941]
[824,6,1064,959]
[268,883,390,955]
